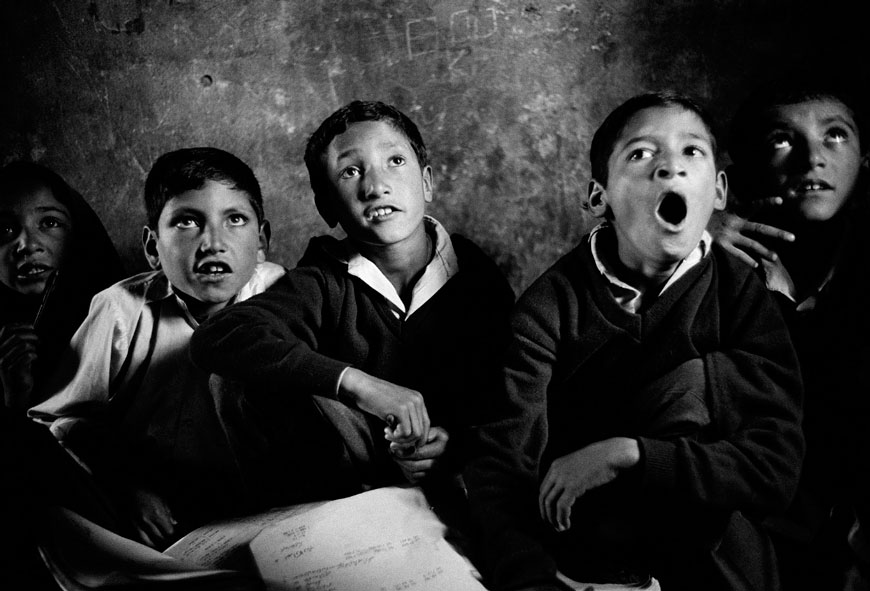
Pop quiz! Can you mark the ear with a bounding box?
[142,226,161,270]
[422,165,434,204]
[314,192,339,229]
[257,220,271,264]
[587,180,610,219]
[713,169,728,211]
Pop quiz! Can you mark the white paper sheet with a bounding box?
[248,486,486,591]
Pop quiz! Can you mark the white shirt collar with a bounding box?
[345,216,458,319]
[590,222,711,314]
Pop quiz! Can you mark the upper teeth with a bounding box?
[802,182,825,191]
[368,207,393,220]
[201,264,226,273]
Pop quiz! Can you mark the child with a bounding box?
[712,79,870,590]
[0,161,124,409]
[1,161,124,588]
[28,147,285,548]
[464,91,804,591]
[189,100,514,513]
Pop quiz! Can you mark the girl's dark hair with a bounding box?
[590,90,720,187]
[144,147,264,228]
[303,100,428,226]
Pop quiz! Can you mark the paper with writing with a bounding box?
[164,501,326,569]
[249,486,486,591]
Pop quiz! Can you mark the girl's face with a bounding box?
[0,185,73,296]
[757,99,865,222]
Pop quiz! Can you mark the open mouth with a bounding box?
[16,262,53,280]
[365,206,396,221]
[194,261,232,276]
[656,191,688,227]
[793,179,833,194]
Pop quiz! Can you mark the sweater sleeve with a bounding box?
[465,272,566,590]
[638,251,804,514]
[190,266,350,399]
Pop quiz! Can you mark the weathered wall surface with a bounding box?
[1,0,866,293]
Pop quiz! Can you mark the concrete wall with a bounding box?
[2,0,866,294]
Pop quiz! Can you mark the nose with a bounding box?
[655,151,687,179]
[199,222,228,253]
[362,167,390,200]
[13,226,42,256]
[804,138,827,169]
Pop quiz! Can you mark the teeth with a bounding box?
[367,207,394,220]
[200,264,228,274]
[801,182,825,191]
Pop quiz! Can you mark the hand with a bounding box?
[0,324,39,408]
[339,368,430,446]
[708,203,794,268]
[539,437,640,532]
[388,426,449,483]
[128,487,177,548]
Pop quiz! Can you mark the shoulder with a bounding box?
[92,270,169,310]
[709,242,765,298]
[519,238,591,305]
[296,235,348,270]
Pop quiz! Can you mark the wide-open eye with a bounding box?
[825,126,851,145]
[768,131,792,150]
[684,145,707,158]
[174,215,200,229]
[339,166,361,180]
[227,213,249,226]
[389,155,406,166]
[627,148,653,161]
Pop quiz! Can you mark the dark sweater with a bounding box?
[190,233,514,465]
[465,233,804,591]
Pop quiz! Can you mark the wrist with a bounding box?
[614,437,640,468]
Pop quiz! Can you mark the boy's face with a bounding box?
[0,185,73,296]
[754,99,865,222]
[321,120,432,248]
[143,180,268,319]
[588,105,726,276]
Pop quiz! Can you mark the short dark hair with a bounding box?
[728,77,866,167]
[303,101,428,224]
[590,91,720,187]
[144,147,264,228]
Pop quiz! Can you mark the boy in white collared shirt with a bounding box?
[190,101,514,511]
[29,147,285,548]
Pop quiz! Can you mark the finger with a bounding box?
[555,489,575,532]
[744,221,795,243]
[135,525,156,548]
[720,241,759,268]
[538,473,555,521]
[733,234,780,263]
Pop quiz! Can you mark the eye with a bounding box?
[39,216,69,231]
[389,155,406,166]
[339,166,361,180]
[0,221,16,242]
[826,126,850,144]
[627,148,654,161]
[227,213,249,226]
[174,215,200,229]
[768,132,792,150]
[684,145,706,157]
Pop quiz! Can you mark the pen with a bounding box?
[33,270,59,330]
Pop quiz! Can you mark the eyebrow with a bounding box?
[620,131,712,150]
[35,205,72,217]
[335,140,408,161]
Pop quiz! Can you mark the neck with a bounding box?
[357,226,433,306]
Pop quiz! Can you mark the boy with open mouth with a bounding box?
[30,147,285,549]
[465,91,803,591]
